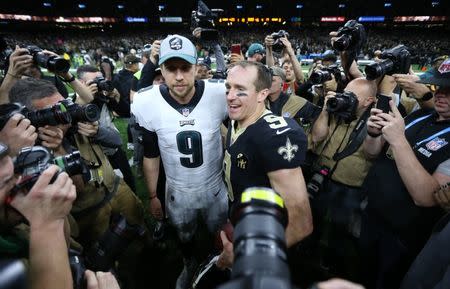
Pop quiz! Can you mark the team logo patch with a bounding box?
[179,119,195,127]
[236,153,248,170]
[438,59,450,74]
[283,112,291,117]
[182,108,190,117]
[426,137,448,151]
[169,37,183,50]
[277,137,298,162]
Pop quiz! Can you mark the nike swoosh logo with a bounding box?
[276,128,291,135]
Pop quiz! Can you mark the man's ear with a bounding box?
[257,88,269,103]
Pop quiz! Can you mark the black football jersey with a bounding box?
[223,111,307,202]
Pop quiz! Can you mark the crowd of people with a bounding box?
[0,22,449,289]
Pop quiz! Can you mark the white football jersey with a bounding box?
[132,80,228,194]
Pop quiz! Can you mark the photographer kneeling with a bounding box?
[309,78,377,280]
[0,142,76,289]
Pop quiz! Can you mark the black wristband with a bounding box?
[420,91,433,101]
[61,74,76,83]
[367,131,382,138]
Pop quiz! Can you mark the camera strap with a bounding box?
[332,105,371,161]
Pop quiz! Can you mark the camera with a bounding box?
[309,65,341,85]
[85,213,146,272]
[326,91,359,122]
[12,146,85,193]
[332,20,366,52]
[191,0,223,41]
[306,167,329,198]
[364,45,411,80]
[24,45,70,74]
[0,101,99,131]
[91,76,114,93]
[217,187,295,289]
[270,30,290,52]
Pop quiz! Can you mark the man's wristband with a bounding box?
[367,131,382,138]
[419,91,433,101]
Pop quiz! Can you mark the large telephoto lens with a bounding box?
[365,59,394,80]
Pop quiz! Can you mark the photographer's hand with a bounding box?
[316,278,365,289]
[392,73,430,100]
[11,165,75,289]
[367,108,384,136]
[78,121,99,137]
[0,114,37,156]
[38,125,66,154]
[10,165,76,227]
[264,34,274,48]
[150,40,161,65]
[85,270,120,289]
[216,231,234,269]
[377,101,406,147]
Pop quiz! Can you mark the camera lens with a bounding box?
[26,104,72,128]
[333,35,351,51]
[54,151,84,176]
[327,96,348,113]
[48,57,71,74]
[68,103,100,124]
[230,187,289,280]
[310,70,332,85]
[365,59,394,80]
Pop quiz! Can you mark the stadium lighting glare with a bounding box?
[384,2,392,7]
[236,5,243,10]
[43,2,52,7]
[296,4,303,9]
[158,5,165,11]
[117,4,124,9]
[339,4,346,8]
[432,1,439,7]
[256,5,263,9]
[78,3,86,9]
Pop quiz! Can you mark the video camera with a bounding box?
[0,101,100,131]
[217,187,296,289]
[332,20,366,52]
[364,45,411,80]
[191,0,223,41]
[23,45,70,74]
[271,30,290,52]
[326,91,359,122]
[11,146,85,194]
[309,65,341,85]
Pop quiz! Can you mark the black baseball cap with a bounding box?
[418,59,450,87]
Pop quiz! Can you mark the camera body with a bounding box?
[24,45,70,74]
[310,65,341,85]
[12,146,85,193]
[191,0,221,41]
[0,101,99,131]
[91,76,114,103]
[271,30,290,52]
[217,187,295,289]
[326,91,359,122]
[332,20,366,52]
[365,45,411,80]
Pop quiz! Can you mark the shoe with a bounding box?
[127,143,134,151]
[176,258,197,289]
[153,220,166,241]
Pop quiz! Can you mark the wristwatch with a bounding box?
[60,74,76,83]
[420,91,433,101]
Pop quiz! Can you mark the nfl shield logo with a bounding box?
[182,108,190,117]
[283,112,291,117]
[426,137,448,151]
[438,59,450,74]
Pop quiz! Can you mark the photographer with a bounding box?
[309,77,377,279]
[266,34,305,95]
[8,78,147,289]
[0,142,76,289]
[266,66,321,135]
[360,61,450,288]
[76,65,135,192]
[112,54,140,117]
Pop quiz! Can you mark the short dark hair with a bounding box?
[77,65,100,80]
[9,78,58,109]
[233,61,272,92]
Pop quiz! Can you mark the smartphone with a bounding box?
[376,94,391,113]
[231,44,241,54]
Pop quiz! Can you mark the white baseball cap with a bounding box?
[158,34,197,65]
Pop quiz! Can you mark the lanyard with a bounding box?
[405,113,450,148]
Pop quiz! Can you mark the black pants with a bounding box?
[107,147,136,192]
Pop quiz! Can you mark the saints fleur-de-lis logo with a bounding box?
[277,137,298,162]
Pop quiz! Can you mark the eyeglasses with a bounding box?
[427,84,437,93]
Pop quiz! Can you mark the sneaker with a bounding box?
[153,220,166,241]
[176,258,198,289]
[127,142,134,151]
